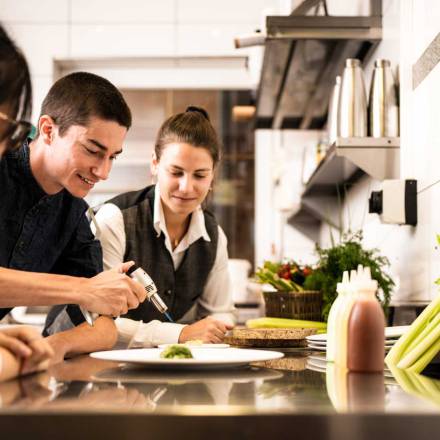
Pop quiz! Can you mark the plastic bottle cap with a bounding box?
[346,58,361,68]
[374,59,391,68]
[336,270,350,294]
[350,270,357,284]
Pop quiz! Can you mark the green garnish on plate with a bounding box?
[160,344,193,359]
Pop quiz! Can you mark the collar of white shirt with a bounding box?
[152,184,211,254]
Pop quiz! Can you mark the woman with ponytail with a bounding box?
[93,106,235,347]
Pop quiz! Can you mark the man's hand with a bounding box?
[178,317,234,344]
[80,261,147,317]
[0,326,54,375]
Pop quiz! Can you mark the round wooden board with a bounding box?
[224,327,317,348]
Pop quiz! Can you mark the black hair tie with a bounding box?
[185,106,210,121]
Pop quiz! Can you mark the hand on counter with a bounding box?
[179,317,234,344]
[0,326,54,380]
[79,261,147,317]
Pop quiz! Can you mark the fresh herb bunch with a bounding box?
[303,230,394,321]
[255,261,313,292]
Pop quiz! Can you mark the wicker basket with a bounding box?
[262,290,322,321]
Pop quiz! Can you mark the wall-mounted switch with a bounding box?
[369,179,417,226]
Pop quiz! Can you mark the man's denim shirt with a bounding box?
[0,142,103,320]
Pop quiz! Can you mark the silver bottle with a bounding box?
[338,59,368,137]
[369,59,399,137]
[327,75,341,144]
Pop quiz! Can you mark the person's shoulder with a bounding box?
[201,208,220,243]
[217,225,227,243]
[95,202,123,223]
[108,186,153,210]
[202,207,218,224]
[0,147,22,175]
[62,192,90,214]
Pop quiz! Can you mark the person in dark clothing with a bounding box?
[0,30,146,320]
[0,24,53,380]
[0,67,147,364]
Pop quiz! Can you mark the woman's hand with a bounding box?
[0,326,54,376]
[178,317,234,344]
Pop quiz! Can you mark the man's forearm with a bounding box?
[45,317,117,362]
[0,267,82,307]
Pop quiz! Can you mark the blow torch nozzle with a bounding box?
[127,266,173,322]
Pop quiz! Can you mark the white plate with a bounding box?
[308,347,393,353]
[385,326,410,338]
[307,340,327,347]
[307,354,394,375]
[306,326,410,343]
[157,343,230,349]
[90,348,284,370]
[307,344,327,351]
[307,341,396,348]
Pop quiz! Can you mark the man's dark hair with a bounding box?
[40,72,131,136]
[0,24,32,120]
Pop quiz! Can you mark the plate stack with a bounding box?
[305,325,409,352]
[305,352,397,380]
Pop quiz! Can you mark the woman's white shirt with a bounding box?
[92,185,235,348]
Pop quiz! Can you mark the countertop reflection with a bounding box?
[4,351,440,439]
[1,351,439,415]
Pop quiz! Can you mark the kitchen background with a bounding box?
[3,0,440,308]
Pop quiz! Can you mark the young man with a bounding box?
[0,71,146,362]
[0,27,145,320]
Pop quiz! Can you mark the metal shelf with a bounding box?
[288,136,400,240]
[287,203,322,242]
[256,11,382,129]
[333,136,400,180]
[303,144,364,196]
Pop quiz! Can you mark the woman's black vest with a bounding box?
[107,185,218,323]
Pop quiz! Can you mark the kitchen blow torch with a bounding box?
[80,265,173,326]
[126,266,173,322]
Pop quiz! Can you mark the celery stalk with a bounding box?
[397,322,440,369]
[407,336,440,374]
[386,294,440,365]
[403,312,440,357]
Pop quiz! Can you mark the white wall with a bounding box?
[319,0,440,304]
[1,0,282,119]
[1,0,281,205]
[253,0,388,269]
[255,0,440,304]
[255,129,321,267]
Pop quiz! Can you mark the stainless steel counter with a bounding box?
[2,351,440,439]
